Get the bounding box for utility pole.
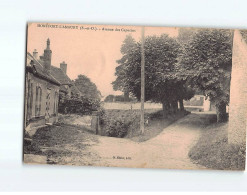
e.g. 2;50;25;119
140;26;145;134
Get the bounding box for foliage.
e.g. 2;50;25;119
112;34;194;116
240;30;247;43
113;95;125;102
177;29;233;105
74;74;102;102
177;29;233;122
112;35;137;93
177;28;198;45
104;94;137;102
100;110;140;138
113;29;233;121
58;93;100;115
59;74;102;115
100;109;190;139
104;95;115;102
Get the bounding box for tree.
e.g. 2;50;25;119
113;34;194;117
112;35;137;102
177;28;198;45
104;94;136;102
177;29;233;122
74;74;102;102
104;95;115;102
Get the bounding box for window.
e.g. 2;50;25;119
39;88;42;115
27;80;33;120
54;91;58;115
35;86;42;117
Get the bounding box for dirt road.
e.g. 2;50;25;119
25;113;213;170
89;113;211;170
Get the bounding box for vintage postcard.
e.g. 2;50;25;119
23;22;246;170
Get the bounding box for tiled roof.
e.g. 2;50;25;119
50;66;72;85
26;53;61;86
26;52;72;86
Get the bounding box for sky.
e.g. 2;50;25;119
27;23;178;98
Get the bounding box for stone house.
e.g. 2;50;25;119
25;39;60;130
25;38;81;131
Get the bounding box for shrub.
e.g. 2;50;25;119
101;110;140;138
58;94;100;115
100;109;187;139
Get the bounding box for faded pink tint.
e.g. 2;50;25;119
27;23;178;97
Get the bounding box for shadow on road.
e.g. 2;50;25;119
176;112;217;128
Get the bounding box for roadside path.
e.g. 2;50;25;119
90;113;209;170
24;113;211;170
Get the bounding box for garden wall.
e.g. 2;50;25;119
228;30;247;145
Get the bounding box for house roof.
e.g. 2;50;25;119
50;66;72;86
26;53;61;86
26;52;73;86
26;51;82;96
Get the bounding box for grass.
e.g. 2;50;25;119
100;109;143;138
23;123;99;164
189;121;246;170
101;108;190;142
130;109;191;142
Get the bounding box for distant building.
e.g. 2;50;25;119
183;95;211;112
25;38;81;131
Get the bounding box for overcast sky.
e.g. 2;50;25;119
27;23;178;97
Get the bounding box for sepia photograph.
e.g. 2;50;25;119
23;22;246;171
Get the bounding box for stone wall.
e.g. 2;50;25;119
228;30;247;145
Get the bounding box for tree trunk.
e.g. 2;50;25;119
216;101;227;122
162;102;169;118
175;100;178;113
124;91;130;102
179;99;184;111
171;100;178;114
167;102;172;115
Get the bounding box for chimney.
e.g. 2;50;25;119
33;49;38;59
43;38;52;74
60;61;67;74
